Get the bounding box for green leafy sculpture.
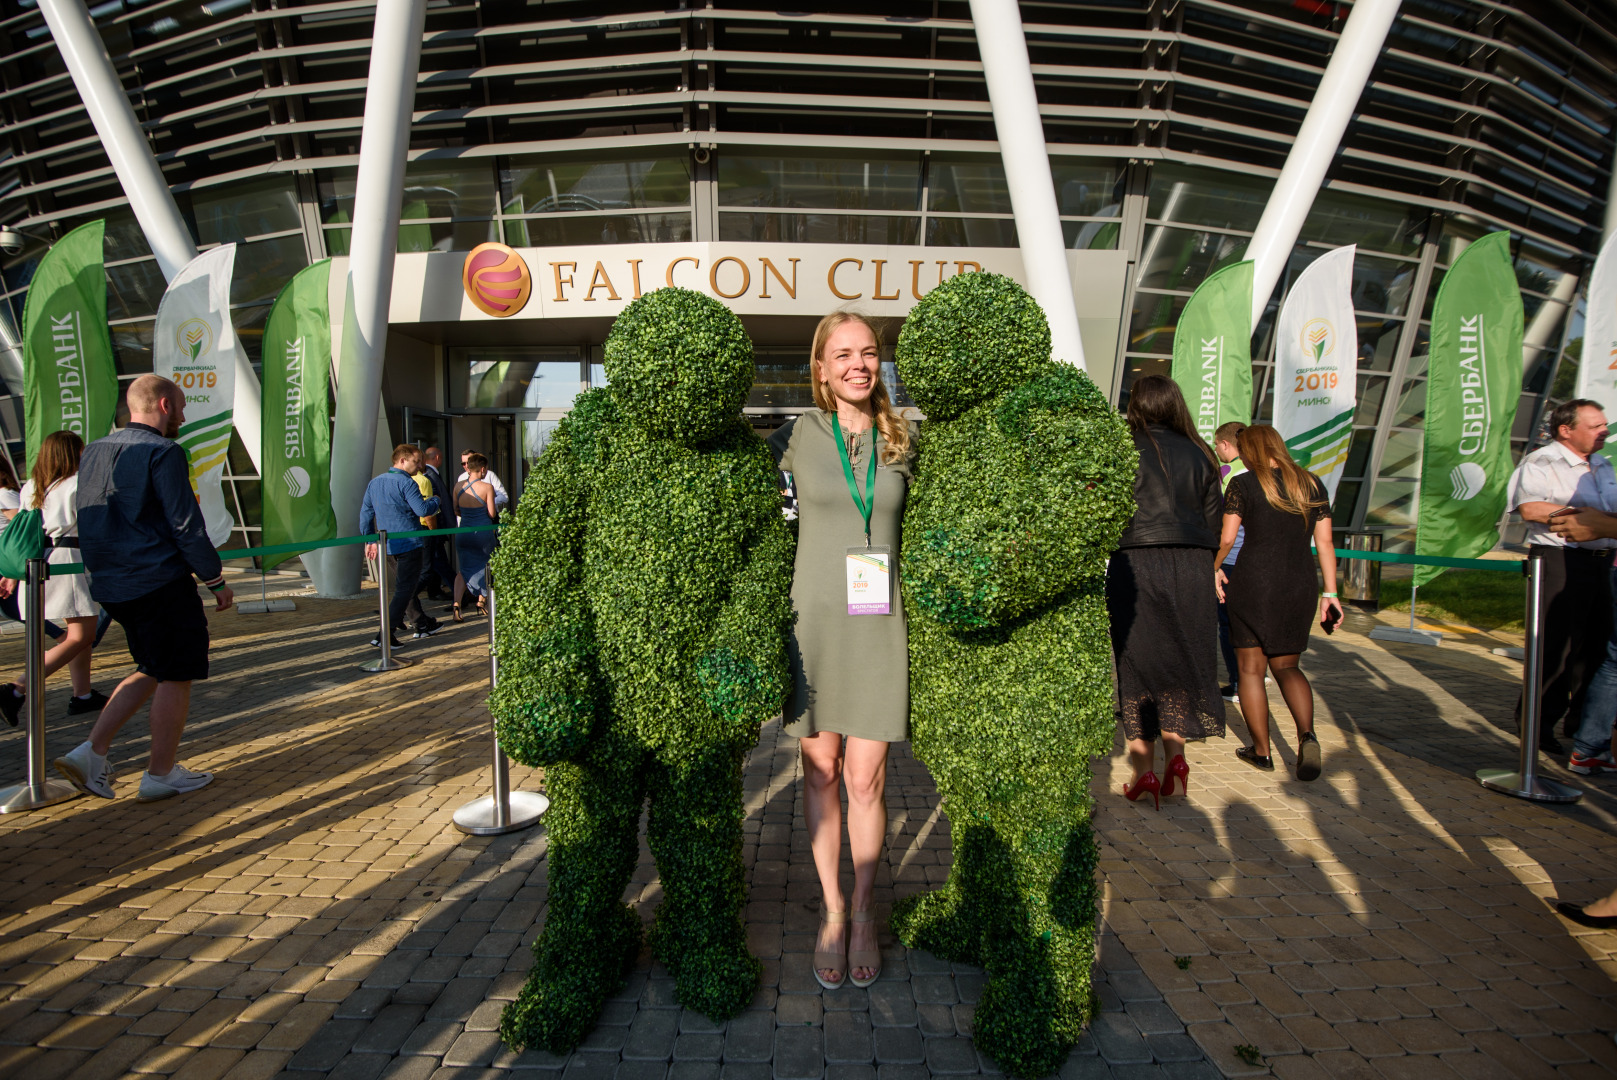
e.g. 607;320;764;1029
891;272;1138;1078
488;288;794;1054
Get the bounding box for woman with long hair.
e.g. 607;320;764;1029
1106;374;1226;808
0;431;106;726
768;310;915;990
1216;423;1340;781
452;453;498;621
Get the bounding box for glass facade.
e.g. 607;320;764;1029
0;0;1611;549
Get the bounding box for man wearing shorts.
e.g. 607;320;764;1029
54;374;234;802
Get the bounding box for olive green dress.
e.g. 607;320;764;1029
769;410;915;742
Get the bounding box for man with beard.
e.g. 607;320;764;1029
54;374;234;803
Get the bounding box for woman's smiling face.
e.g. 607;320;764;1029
819;320;881;409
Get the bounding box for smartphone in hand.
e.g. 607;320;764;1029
1549;504;1577;519
1320;605;1342;635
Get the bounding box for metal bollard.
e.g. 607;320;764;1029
360;531;412;672
1477;548;1581;803
0;558;81;813
454;579;548;835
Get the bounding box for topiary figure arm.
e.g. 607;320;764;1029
487;391;614;765
905;366;1138;631
696;437;796;730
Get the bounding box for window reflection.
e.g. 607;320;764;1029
190;176;302;246
504;152;691;212
450;349;585;410
720;214;919;245
719;153;920;212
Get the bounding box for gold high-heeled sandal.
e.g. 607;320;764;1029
848;909;881;987
814;909;848;990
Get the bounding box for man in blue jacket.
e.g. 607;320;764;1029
361;444;442;648
54;374;234;803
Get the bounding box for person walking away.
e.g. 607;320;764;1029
1213;421;1246;700
419;447;455;601
1106;375;1226;809
458;448;509;510
1217;424;1340;781
360;444;442;648
0;431;107;725
769;310;916;990
452;453;498;621
1505;399;1617;754
53;374;234;800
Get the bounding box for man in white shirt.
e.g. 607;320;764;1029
1506;398;1617;754
458;449;509;510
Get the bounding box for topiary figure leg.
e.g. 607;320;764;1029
962;810;1099;1079
645;743;760;1020
890;837;982;969
500;739;648;1055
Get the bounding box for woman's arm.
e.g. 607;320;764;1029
1314;514;1342;622
480;480;497;519
1214;512;1240;601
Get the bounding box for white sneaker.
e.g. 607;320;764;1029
55;741;115;799
137;764;213;802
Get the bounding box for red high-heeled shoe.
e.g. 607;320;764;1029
1160;754;1189;797
1123;771;1160;810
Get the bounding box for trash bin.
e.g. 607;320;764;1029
1337;530;1382;610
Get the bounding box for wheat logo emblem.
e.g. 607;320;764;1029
1300;318;1334;363
1450;461;1487;500
284;466;311;498
176;318;213;362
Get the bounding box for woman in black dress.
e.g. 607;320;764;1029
1216;424;1342;781
1107;375;1226;808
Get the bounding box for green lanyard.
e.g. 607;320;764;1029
832;413;877;545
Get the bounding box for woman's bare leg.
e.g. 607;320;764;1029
800;731;847;982
841;736;890;982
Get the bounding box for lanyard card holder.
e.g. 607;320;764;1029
846;545;892;615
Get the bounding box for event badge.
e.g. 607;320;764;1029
846;546;892;615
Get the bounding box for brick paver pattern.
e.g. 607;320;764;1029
0;578;1614;1079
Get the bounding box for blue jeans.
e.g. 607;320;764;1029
1575;564;1617;758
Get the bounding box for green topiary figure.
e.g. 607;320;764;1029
891;272;1138;1078
488;288;794;1055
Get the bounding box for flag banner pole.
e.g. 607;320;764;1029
1275;245;1358;501
1171;260;1254;446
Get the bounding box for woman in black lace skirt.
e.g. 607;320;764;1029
1106;376;1227;808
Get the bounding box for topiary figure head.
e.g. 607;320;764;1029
604;287;754;445
895;272;1053;419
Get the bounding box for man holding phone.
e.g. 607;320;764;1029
1506;399;1617;759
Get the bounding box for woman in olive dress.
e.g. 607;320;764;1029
769;311;915;991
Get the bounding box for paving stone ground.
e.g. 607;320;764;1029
0;576;1615;1080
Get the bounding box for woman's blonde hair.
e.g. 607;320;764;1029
1237;424;1326;521
30;430;84;509
810;310;912;465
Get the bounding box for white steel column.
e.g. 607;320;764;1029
39;0;262;471
324;0;427;596
1245;0;1402;325
968;0;1086;369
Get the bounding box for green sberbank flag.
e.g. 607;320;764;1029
1414;231;1523;587
20;221;118;466
260;260;337;570
1171;260;1253;446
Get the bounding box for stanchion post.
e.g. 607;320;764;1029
1477;547;1581;803
0;558;80;812
360;530;412;672
454;575;547;835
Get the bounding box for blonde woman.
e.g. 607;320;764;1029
1215;423;1341;781
768;311;916;990
0;431;104;725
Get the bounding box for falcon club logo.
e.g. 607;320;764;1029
462;243;533;318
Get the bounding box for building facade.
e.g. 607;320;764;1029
1;0;1614;551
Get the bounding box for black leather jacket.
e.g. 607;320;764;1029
1117;425;1222;549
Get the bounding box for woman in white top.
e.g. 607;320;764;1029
0;431;105;724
